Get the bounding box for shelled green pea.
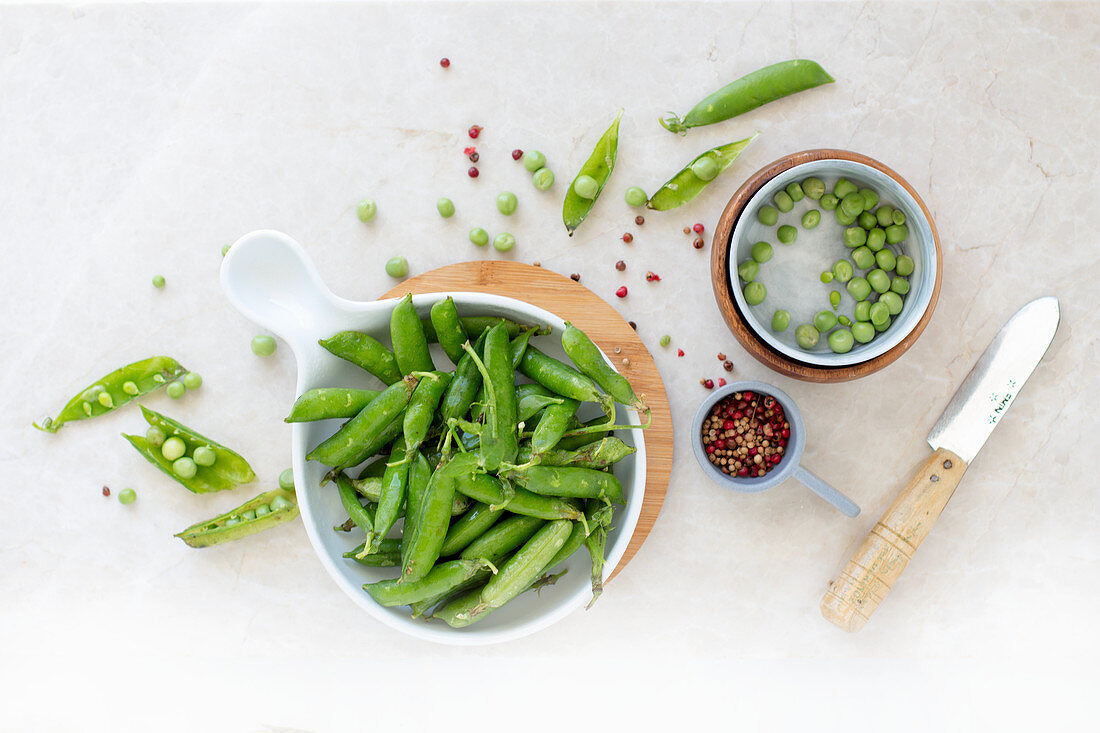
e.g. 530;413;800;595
771;310;790;332
795;324;820;349
743;282;767;306
750;241;773;263
777;225;797;245
801;210;821;229
802;177;825;200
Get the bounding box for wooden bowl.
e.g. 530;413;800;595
710;149;942;382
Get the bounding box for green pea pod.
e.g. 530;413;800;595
285;388;380;423
306;375;416;468
477;520;573;611
454;472;583;521
403;371;452;455
561;322;641;409
369;436;409;553
436;567;566;628
660;59;835;134
545;518;589;571
505;465;624;504
344;538;402;567
174;487;298;547
459;514;545;562
555;415;612;451
347;458;388;501
364;558;492;607
518;436;636;469
518;346;604;406
515;383;564;423
421;316;531;343
472;323;519;472
646;135;759;211
341;413;405;469
563;109;622;236
336;471;376;533
509;329;535;369
440;330;488;423
584;500;615;607
35;355;187;433
401;452;476;582
401;451;432;557
530;398;580;456
123;406;255;493
391;293;435;375
319;332;402;385
439;502;504;557
429;297;468;365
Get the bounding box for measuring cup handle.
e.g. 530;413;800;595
793;465;860;517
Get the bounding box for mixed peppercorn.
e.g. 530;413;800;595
701;391;790;478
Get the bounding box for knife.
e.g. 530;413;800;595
820;296;1060;632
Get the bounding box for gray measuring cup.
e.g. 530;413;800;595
692;380;860;517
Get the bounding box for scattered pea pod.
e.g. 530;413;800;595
659;59;834;134
284;388;380;423
123;406;255;493
319;331;402;385
563;109;622;236
646;134;759;211
35;355;187;433
174;487;298;547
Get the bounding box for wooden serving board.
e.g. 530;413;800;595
381;260;671;581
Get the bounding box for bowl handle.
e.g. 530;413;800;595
793;465;860;517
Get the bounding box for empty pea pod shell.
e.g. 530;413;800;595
659;59;835;134
35;355;187;433
123;406;256;493
646;134;759;211
563;109;623;236
174;487;299;548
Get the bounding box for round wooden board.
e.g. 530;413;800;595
381;260;672;581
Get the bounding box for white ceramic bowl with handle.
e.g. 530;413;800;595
219;230;646;645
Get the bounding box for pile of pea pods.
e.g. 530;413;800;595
292;294;647;626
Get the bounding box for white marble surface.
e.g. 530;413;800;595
2;2;1098;730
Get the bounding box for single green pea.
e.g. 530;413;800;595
820;271;834;284
852;322;875;343
851;246;876;270
152;275;165;289
854;301;872;322
225;518;239;526
829;290;842;309
773;190;794;213
843;227;867;248
785;182;805;202
870;301;891;327
496;191;518;216
875;249;897;272
270;495;293;511
221;243;232;257
835;208;857;226
867;228;887;252
874;315;892;333
820;193;839;211
173;457;198;479
118;488;137;505
875;206;894;228
192;446;217;467
858;211;877;230
895;255;915;277
802;177;826;200
240;509;257;521
167;381;185;399
162;436;186;462
146;425;166;447
251;334;277;357
801;209;821;229
436;197;456;218
97;392;114;408
385;256;409;278
737;260;759;282
795;324;820;350
885;224;909;244
691;157;719;181
833;178;858;199
771;310;791;332
469;227;490;246
890;276;910;295
880;291;904;315
573;174;599;200
757;205;779;226
867;268;891;293
832;259;854;283
814;310;838;332
743;281;767;306
624;186;648;207
523;150;547;172
847;277;872;301
357;198;377;222
255;504;271;517
859;188;879;211
892;209;906;226
828;328;854;354
278;468;295;490
493;232;516;252
532;168;555;190
840;192;866;217
838;315;852;327
182;372;202;390
750;241;773;263
777;225;797;245
659;334;671;347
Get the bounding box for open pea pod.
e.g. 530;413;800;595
174;487;298;548
123;406;256;493
646;134;759;211
35;355;187;433
562;109;622;236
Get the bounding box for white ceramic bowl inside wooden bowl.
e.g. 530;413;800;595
220;230;645;645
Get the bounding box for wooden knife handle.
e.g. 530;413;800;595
820;448;968;632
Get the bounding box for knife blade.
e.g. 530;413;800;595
821;297;1060;632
